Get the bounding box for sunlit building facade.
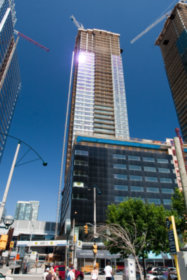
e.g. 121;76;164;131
0;0;21;160
155;1;187;142
65;28;129;175
60;135;179;233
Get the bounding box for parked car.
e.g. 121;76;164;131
0;273;13;280
54;265;84;280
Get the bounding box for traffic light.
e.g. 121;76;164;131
0;234;8;250
73;234;76;242
93;243;97;254
84;224;88;234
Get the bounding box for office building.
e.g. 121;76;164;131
14;201;39;221
65;28;129;175
0;0;21;160
60;135;180;231
155;1;187;142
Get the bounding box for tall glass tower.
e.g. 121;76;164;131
14;201;39;221
66;28;129;174
155;1;187;142
0;0;21;160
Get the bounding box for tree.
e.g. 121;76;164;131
104;199;170;277
171;188;187;241
97;223;146;280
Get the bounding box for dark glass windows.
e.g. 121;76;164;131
160;178;173;183
145;177;158;182
131;186;144;192
113;154;126;160
144;166;156;172
113;163;126;169
147;187;159;193
114;185;128;191
75;150;88;156
129;175;142;181
157;158;169;164
114;174;127;180
128;155;140;161
143;157;155;162
129;165;141;171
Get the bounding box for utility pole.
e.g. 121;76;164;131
174;137;187;209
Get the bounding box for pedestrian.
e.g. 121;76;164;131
65;266;69;280
43;267;50;280
55;267;61;280
67;267;75;280
104;261;113;280
91;265;99;280
46;270;55;280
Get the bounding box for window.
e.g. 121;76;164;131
163;199;172;205
115;196;128;203
114;174;127;180
113;154;126;160
129;175;142;181
128;155;140;161
73;171;87;177
113;164;126;169
74;160;88;166
75;150;88;156
157;158;169;164
114;185;128;191
143;157;155;162
161;188;174;194
160;178;173;183
73;182;84;188
158;168;170;173
145;177;158;182
147;187;159;193
148;198;161;205
144;166;156;172
129;165;141;171
131;186;144;192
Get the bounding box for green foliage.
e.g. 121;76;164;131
106;199;169;257
171;188;187;236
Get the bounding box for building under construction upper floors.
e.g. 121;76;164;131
0;0;21;161
155;1;187;143
65;28;129;177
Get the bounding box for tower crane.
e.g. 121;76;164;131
70;15;84;29
130;10;171;44
14;30;50;52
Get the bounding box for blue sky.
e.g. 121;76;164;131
0;0;179;222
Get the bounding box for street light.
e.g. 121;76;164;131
0;215;14;229
88;186;102;239
88;186;101;266
0;133;47;222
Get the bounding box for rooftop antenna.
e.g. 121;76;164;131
70;15;84;29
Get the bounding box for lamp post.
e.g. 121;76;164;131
88;186;101;266
72;211;78;269
0;133;47;223
0;215;14;229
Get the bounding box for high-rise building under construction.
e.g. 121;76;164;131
65;28;129;175
0;0;21;160
155;1;187;142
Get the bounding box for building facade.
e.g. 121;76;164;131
60;135;179;232
14;201;39;221
155;1;187;142
0;0;21;160
65;28;129;175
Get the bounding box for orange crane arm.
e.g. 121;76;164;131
14;30;50;52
